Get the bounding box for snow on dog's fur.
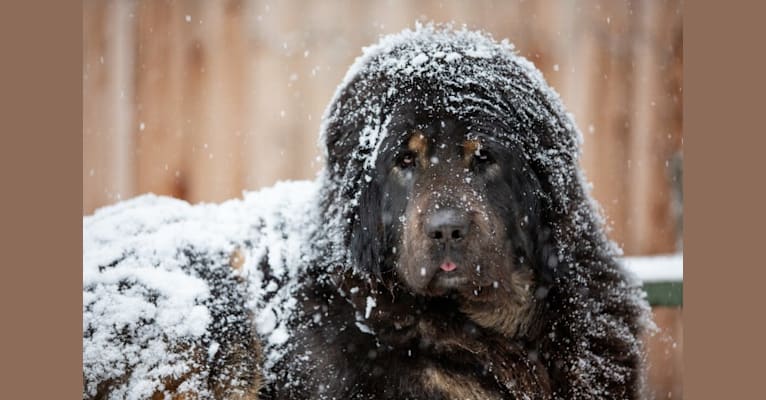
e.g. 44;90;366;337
83;24;650;400
268;24;650;400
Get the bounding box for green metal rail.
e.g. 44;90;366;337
622;254;683;307
643;281;683;307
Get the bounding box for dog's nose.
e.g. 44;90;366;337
425;209;470;242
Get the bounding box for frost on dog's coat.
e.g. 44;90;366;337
268;25;651;399
82;25;650;400
82;183;319;399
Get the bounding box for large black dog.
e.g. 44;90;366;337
83;26;649;400
265;26;650;400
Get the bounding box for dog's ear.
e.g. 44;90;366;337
349;178;386;279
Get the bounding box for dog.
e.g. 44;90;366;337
83;25;650;400
263;25;651;399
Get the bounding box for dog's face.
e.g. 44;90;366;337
372;109;544;301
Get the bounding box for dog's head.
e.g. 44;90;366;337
321;25;590;305
372;113;544;299
316;26;648;396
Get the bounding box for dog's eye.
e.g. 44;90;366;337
398;153;416;169
475;149;493;164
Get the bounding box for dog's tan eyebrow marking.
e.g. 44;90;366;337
408;130;429;167
463;139;481;166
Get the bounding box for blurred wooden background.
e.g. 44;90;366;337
83;0;682;398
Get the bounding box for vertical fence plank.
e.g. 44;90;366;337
244;0;305;190
629;3;684;399
182;0;249;203
557;2;601;199
133;0;186;199
83;0;135;214
83;0;108;212
580;2;638;249
646;307;684;399
297;0;366;178
627;0;683;255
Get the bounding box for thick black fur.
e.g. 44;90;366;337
263;46;649;399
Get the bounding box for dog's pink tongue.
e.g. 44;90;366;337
440;262;457;272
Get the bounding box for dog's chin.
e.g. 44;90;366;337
400;260;498;298
425;273;469;297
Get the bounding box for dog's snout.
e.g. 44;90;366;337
425;209;470;242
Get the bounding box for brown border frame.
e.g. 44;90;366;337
3;1;766;398
0;1;82;397
683;1;766;399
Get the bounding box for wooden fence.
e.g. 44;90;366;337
83;1;683;398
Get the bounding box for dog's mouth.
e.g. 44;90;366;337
420;259;477;296
439;261;457;272
399;247;507;298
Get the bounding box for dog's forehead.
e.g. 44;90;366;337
404;120;482;153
